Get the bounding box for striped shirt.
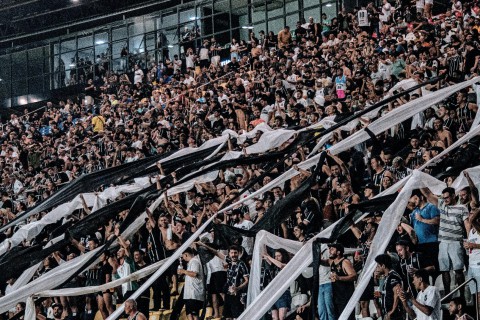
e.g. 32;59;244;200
438;199;468;242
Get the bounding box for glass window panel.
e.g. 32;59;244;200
201;17;212;36
0;79;10;100
268;17;284;34
0;55;11;80
44;74;52;91
95;43;109;58
12;80;27;97
61;38;76;53
53;73;62;89
12;51;27;79
164;26;179;45
28;76;44;94
213;12;231;34
231;0;249;16
213;0;228;13
267;1;284;18
95;32;108;45
239;27;251;42
252;5;266;24
129;35;145;55
145;18;155;33
145;33;156;54
44;56;51;74
111;58;124;73
28;48;44;77
253;22;267;35
286;14;299;30
112;27;127;41
304;0;320;7
54;42;60;55
112;41;127;59
129;19;145;36
77;35;93;49
322;3;336;21
179;8;196;24
239;13;249;32
304;7;321;22
160;11;178;29
286;0;299;12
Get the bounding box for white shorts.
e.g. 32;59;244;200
468;266;480;293
438;241;465;272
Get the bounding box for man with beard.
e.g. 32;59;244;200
320;243;357;319
395;240;435;298
222;245;250;320
133;249;149;317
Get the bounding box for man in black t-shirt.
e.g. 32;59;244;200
395;240;435;298
375;254;404;320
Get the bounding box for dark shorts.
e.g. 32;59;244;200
185;299;203;316
209;271;227;294
223;294;245;318
360;277;375;301
417;242;440;272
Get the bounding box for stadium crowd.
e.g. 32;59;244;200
1;0;480;319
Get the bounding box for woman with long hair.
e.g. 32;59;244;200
263;248;292;320
464;206;480;314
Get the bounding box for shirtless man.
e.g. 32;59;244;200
433;118;453;148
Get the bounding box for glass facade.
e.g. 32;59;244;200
0;0;336;107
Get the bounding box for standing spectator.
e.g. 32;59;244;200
374;254;404;320
464;207;480;310
223;245;249;320
178;248;204;320
399;270;442;320
277;26;292;49
422;187;469;296
133;64;144;85
317;244;334;320
320;243;357;320
395;240;435;298
263;249;291;320
409;190;440;277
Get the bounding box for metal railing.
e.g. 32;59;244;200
440;277;478;320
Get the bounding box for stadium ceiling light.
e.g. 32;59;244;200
95;40;105;45
242;26;254;29
189;16;198;21
325;3;332;6
69;63;76;67
168;45;174;48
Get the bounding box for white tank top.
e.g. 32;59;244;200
468;228;480;267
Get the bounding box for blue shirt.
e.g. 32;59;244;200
410;202;440;244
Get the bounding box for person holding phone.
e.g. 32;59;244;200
398;269;441;320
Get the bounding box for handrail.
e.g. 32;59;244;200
440;277;478;320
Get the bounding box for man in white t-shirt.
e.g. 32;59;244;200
179;247;205;320
399;269;441;320
232;209;254;256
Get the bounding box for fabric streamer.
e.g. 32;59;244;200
9;78;478;320
338;171;447;319
236;79;480;320
0;136;227;234
106;214;218;320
